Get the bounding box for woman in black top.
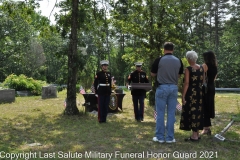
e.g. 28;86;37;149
201;51;218;135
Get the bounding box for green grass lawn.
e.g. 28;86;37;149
0;90;240;160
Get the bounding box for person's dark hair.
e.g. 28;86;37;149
164;42;174;51
203;51;217;66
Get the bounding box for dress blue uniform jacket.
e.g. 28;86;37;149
128;70;149;96
94;70;112;95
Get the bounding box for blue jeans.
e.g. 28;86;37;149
155;84;178;141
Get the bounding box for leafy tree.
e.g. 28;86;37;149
109;0;192;106
0;1;51;81
218;16;240;87
0;1;35;80
39;28;68;84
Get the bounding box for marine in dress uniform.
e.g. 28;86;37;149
94;60;112;123
128;62;149;122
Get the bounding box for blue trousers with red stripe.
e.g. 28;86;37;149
132;95;145;121
98;95;110;122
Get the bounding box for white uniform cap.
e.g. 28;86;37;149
100;60;109;65
134;62;143;66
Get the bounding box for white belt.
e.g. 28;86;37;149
99;84;110;86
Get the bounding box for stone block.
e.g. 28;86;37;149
16;91;32;97
0;89;15;103
41;86;57;99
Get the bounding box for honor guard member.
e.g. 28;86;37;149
128;62;149;122
94;60;112;123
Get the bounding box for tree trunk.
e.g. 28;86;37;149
64;0;79;115
148;0;155;107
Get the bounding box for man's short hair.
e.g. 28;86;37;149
164;42;174;51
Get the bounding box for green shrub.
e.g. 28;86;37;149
57;86;63;92
3;74;46;96
122;87;129;92
76;84;80;93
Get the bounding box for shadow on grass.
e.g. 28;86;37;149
0;92;240;160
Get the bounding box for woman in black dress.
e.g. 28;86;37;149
201;51;218;135
180;51;204;141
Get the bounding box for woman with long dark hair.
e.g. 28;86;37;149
201;51;218;135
